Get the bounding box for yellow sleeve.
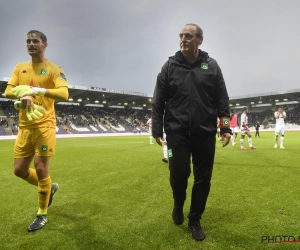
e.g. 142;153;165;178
53;67;68;88
4;63;22;99
8;63;21;87
3;84;17;99
47;66;69;100
47;86;69;100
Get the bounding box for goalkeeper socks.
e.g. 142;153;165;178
37;208;48;215
38;176;51;211
25;168;38;186
248;137;252;147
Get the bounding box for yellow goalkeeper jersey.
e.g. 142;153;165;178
7;60;68;128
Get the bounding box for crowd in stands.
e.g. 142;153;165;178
1;99;300;135
55;105;150;130
286;106;300;123
0;118;9;127
1;100;18;131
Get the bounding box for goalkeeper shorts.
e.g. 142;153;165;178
14;127;56;158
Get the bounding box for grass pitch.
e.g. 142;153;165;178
1;131;300;250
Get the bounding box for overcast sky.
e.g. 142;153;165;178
1;0;299;98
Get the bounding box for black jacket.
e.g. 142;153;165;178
152;50;231;137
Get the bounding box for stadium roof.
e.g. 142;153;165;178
229;89;300;109
65;84;153;108
1;76;300;110
0;76;153;109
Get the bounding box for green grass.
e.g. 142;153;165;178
1;132;300;250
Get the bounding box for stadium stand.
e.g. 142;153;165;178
0;99;151;135
2;98;300;135
1;77;300;135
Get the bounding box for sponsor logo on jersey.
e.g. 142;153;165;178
40;69;47;75
200;62;208;69
60;72;67;81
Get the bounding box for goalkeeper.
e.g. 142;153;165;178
4;30;69;232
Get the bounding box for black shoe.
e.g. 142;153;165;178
162;158;168;163
28;215;48;232
172;207;184;225
48;183;59;207
188;220;206;241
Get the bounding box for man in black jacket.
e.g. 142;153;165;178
151;24;232;241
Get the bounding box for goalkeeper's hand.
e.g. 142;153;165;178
12;85;46;98
14;101;45;121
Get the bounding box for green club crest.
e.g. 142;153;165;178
223;118;229;126
40;69;47;75
200;63;208;70
168;149;173;158
41;145;48;152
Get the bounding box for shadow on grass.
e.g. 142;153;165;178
202;206;257;248
49;202;127;250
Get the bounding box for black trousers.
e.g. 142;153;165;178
166;133;216;221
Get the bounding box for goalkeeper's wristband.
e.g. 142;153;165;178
34;87;46;96
219;117;230;128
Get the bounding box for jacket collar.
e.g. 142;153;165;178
174;49;208;65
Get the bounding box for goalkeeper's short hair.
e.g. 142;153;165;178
27;30;47;43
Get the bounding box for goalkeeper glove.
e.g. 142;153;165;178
14;101;46;121
25;105;45;121
14;100;23;110
12;85;46;98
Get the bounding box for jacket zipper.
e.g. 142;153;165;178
188;66;192;135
